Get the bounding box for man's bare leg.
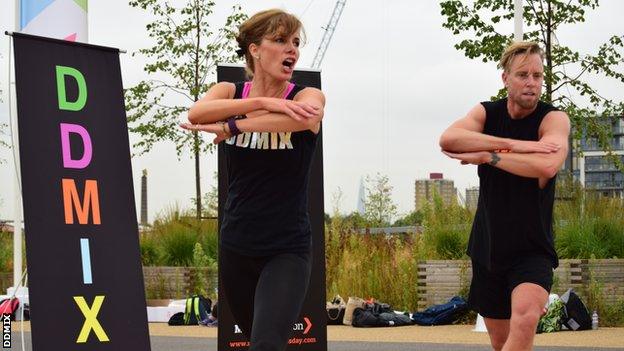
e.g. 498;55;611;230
484;317;510;351
502;283;548;351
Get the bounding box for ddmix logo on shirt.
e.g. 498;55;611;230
226;132;294;150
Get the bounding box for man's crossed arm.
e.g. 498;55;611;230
439;103;571;185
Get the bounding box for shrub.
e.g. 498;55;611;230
325;217;420;311
555;184;624;259
420;194;471;260
140;205;219;267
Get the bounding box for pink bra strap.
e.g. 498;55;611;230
283;83;295;98
241;82;295;99
242;81;252;99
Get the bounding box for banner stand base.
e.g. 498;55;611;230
2;286;29;321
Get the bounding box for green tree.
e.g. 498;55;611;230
342;211;369;229
393;210;423;227
440;0;624;169
190;171;218;218
190;242;216;296
126;0;246;219
363;173;397;227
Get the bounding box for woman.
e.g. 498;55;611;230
181;9;325;351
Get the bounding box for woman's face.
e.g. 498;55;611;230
252;29;301;80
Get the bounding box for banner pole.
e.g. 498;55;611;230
514;0;523;41
11;0;24;290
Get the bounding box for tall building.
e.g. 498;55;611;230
141;169;148;225
357;176;366;215
414;173;457;211
572;117;624;197
465;186;480;211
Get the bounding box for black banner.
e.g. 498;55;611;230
12;33;151;351
217;65;327;351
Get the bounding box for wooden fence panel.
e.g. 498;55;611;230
0;268;217;301
417;259;624;310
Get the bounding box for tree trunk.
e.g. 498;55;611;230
194;131;202;220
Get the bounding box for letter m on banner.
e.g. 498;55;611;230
62;179;101;225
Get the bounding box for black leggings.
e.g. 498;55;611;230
220;247;312;351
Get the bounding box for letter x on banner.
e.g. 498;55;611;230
216;64;327;351
11;32;151;351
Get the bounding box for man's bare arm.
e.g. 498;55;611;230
490;111;570;183
444;111;570;184
439;104;561;153
439;104;511;152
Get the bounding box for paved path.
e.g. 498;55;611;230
8;322;624;350
6;333;620;351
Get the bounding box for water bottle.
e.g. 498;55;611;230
591;310;599;330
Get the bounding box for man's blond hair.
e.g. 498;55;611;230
498;41;544;72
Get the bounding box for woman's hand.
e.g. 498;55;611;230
180;122;231;144
260;97;320;122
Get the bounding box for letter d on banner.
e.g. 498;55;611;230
60;123;92;169
56;65;87;111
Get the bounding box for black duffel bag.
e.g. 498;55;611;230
560;288;592;331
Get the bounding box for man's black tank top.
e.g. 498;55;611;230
468;98;559;270
220;82;319;256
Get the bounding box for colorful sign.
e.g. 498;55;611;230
12;32;150;351
20;0;88;42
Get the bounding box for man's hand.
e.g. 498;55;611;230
180;123;230;144
260;97;320;122
508;140;560;153
442;150;491;165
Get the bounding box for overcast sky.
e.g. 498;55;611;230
1;0;622;222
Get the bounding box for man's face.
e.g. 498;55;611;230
503;53;544;110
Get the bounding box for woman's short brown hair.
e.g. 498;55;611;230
235;9;305;77
498;41;544;72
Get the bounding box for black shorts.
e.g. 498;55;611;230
468;255;553;319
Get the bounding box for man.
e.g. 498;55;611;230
439;41;570;351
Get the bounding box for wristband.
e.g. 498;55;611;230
227;117;242;136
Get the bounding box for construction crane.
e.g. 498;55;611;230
311;0;346;69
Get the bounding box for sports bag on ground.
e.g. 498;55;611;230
411;296;468;326
560;288;591;331
183;295;212;325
